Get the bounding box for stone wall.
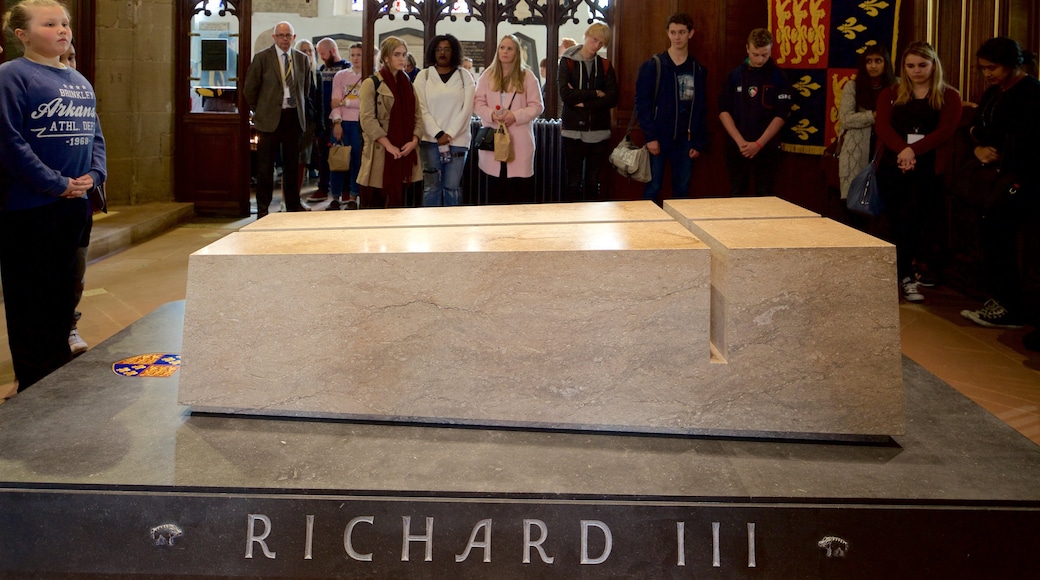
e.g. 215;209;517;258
94;0;175;205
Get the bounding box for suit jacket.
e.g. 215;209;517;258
244;45;311;133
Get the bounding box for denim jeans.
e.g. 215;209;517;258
643;138;694;203
420;142;468;206
329;121;363;200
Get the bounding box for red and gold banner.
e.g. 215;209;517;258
769;0;901;154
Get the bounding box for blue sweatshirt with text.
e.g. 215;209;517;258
0;58;106;211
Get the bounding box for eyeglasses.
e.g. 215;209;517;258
435;47;452;53
273;33;294;39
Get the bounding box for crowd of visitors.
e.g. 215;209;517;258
0;3;1037;395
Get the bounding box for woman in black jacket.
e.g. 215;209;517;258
557;22;618;202
959;37;1040;341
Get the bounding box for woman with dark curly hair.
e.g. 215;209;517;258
413;34;475;206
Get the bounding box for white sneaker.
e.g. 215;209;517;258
901;277;924;302
69;329;88;355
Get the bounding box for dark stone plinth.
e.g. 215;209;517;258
1;302;1039;578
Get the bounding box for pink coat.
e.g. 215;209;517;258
473;68;544;178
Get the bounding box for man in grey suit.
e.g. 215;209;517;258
244;21;313;218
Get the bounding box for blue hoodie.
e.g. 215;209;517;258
634;51;708;153
0;58;106;211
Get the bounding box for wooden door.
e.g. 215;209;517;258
608;0;727;200
174;0;252;216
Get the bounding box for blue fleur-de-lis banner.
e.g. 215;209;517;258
769;0;900;154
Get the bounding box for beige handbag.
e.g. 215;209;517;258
328;143;352;171
493;122;514;163
609;136;651;183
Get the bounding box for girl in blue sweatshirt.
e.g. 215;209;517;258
0;0;106;391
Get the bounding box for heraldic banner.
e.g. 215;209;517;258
769;0;901;154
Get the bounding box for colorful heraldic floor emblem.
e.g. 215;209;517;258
769;0;900;154
113;354;182;378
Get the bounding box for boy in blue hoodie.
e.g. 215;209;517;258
634;13;708;205
718;28;792;197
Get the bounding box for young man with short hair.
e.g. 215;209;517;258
634;13;708;204
308;38;349;205
558;22;618;202
718;28;793;197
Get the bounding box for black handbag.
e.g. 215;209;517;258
846;144;883;216
953;160;1017;208
89;183;107;214
474;93;517;152
953;133;1019;211
474;126;496;151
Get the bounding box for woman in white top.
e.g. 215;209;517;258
413;34;475;206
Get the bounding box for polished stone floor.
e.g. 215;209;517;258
0;201;1038;448
2;300;1040;504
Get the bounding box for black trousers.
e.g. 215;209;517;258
256;108;304;215
724;140;780;197
981;190;1038;314
315;132;331;194
0;198;88;390
360;182;422;209
485;164;535;205
877;167;938;280
562;137;610;202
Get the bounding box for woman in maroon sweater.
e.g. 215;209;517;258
875;41;961;302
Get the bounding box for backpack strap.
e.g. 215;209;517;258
369;74;382;117
652;54;661;110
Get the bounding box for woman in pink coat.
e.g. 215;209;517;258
473;34;544;204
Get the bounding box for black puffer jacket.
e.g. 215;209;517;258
557;46;619;133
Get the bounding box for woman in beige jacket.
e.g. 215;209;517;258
356;36;424;208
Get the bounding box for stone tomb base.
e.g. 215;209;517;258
181;213;714;432
2;302;1040;578
663;195;819;228
180;201;903;437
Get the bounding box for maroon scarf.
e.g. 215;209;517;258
379;66;417;207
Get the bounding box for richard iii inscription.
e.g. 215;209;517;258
245;514;761;568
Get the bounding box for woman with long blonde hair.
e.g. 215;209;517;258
473;34;544;204
875;41;961;302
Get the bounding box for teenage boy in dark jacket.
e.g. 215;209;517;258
559;22;619;202
718;28;793;197
634;13;708;205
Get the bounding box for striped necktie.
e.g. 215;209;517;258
283;52;297;108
